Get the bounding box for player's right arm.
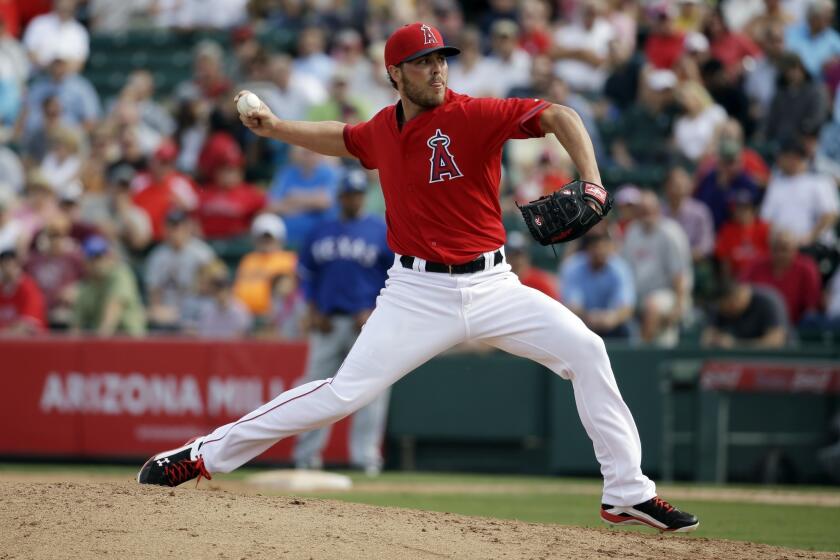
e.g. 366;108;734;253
235;90;352;158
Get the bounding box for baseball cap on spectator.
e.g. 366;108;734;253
336;28;363;50
491;19;519;38
108;164;136;187
384;22;460;69
646;69;677;91
685;32;709;54
251;213;286;241
339;168;368;195
165;209;189;225
728;189;756;207
26;171;53;194
648;1;676;20
153;139;179;163
777;136;807;158
581;231;610;249
718;139;742;162
58;180;83;205
231;24;255;44
615;184;642;205
218;144;245;169
82;235;110;259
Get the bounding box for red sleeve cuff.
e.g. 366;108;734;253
518;101;551;138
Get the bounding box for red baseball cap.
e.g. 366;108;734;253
384;22;460;69
154;139;179;163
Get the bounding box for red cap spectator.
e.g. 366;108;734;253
154;139;179;164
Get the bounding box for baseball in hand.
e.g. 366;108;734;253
237;92;261;115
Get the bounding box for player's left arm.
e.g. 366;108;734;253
538;104;602;186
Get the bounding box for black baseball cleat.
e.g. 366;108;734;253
600;496;699;532
136;439;211;487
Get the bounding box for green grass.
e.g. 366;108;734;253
3;464;840;552
304;490;840;552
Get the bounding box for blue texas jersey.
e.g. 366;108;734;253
298;214;392;314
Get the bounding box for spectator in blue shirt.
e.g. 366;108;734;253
694;147;761;231
25;46;101;136
561;232;635;339
268;146;339;249
293;166;393;474
785;0;840;79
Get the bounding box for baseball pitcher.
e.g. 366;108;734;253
138;22;699;533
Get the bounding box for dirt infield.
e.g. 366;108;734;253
2;479;838;560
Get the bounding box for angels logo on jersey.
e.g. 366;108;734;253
421;24;437;45
427;129;463;183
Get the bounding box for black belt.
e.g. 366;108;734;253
400;250;503;274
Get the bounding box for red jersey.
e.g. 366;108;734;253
740;254;822;324
715;219;769;277
0;275;46;331
198;183;267;239
132;171;199;240
644;32;685;70
343;89;550;264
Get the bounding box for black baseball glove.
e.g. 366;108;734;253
517;180;613;245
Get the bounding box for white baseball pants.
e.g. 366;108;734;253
198;251;656;506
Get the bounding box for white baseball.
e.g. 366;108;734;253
237;92;261;115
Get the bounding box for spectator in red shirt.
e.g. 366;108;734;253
740;229;822;324
0;2;20;38
506;231;559;300
0;249;45;333
131;139;198;241
24;214;83;328
703;8;762;79
518;0;552;57
715;190;770;278
198;145;266;240
644;3;685;70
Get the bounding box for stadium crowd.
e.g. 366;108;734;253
1;0;840;347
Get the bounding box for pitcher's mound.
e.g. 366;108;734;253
245;469;353;491
1;480;837;560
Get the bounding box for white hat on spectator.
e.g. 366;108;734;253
646;69;677;91
685;32;709;54
251;214;287;241
615;184;642;205
58;180;83;204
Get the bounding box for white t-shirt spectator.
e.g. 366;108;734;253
193;297;252;338
674;104;727;162
448;58;499;98
483;50;531;99
23;13;89;68
761;171;840;244
622;218;693;301
39;153;81;191
553;18;614;93
0;147;24;194
144;238;215;310
0;210;23;251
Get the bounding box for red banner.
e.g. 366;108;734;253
0;338;353;463
700;361;840;394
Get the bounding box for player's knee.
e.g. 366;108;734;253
580;330;607;360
